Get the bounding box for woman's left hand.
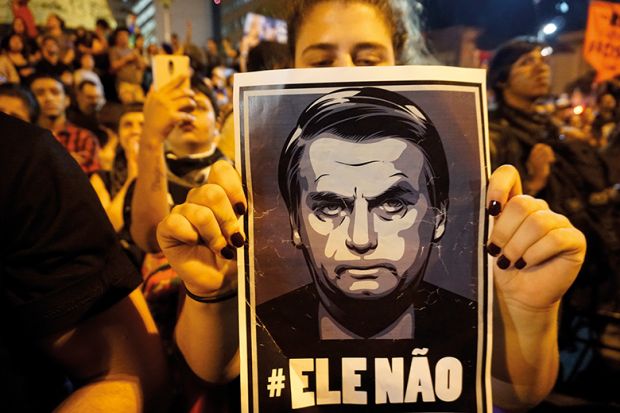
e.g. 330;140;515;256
486;164;586;312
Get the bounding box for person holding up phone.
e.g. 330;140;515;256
129;73;225;254
110;27;146;103
123;73;227;396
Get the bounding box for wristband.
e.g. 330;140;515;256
183;282;238;303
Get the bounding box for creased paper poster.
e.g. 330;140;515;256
234;66;493;413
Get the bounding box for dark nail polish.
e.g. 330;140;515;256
515;258;527;270
486;243;501;257
231;232;245;248
488;200;502;216
221;246;235;260
497;255;511;270
234;202;246;215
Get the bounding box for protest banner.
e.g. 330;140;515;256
584;0;620;82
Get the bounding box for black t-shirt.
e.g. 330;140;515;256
255;282;479;412
34;58;72;78
0;113;141;411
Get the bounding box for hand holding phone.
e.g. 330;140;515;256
143;57;196;141
152;55;191;91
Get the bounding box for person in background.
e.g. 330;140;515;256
68;79;108;146
93;18;117;102
216;40;292;160
44;13;74;66
0;82;38;122
3;33;35;83
126;76;224;383
134;34;147;63
221;37;240;70
126;12;138;36
0;49;19;85
158;2;587;412
91;103;143;233
73;53;105;97
130;75;223;253
92;18;112;63
10;16;28;39
171;33;181;54
204;38;222;76
11;0;37;39
34;35;73;86
30;73;101;174
210;66;229;107
133;33;151;90
592;93;619;145
110;27;146;103
143;42;160;91
488;37;620;403
9;16;38;58
0;111;169;412
146;43;161;66
603;124;620;185
74;26;93;57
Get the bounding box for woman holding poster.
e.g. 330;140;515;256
154;0;586;412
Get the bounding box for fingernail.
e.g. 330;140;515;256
487;200;502;216
486;243;501;257
231;232;245;248
221;246;235;260
515;258;527;270
234;202;246;215
497;255;511;270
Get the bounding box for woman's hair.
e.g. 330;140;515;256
247;41;291;71
286;0;436;65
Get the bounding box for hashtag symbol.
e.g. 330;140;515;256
267;368;286;397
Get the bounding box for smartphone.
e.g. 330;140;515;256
152;55;190;90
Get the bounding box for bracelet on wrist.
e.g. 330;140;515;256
182;282;238;303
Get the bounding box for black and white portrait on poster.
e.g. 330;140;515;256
234;66;493;413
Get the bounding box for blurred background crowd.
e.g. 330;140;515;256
0;0;619;411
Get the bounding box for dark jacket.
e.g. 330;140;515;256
490;104;620;310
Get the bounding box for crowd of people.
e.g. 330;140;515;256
0;0;618;411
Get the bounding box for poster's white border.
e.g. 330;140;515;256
234;65;493;413
234;65;486;89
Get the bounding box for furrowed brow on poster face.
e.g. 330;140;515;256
274;87;452;340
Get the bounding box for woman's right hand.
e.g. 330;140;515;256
156;161;247;297
142;74;196;143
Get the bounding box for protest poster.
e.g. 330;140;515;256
234;66;493;412
584;0;620;82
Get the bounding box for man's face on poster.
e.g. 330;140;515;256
294;135;442;301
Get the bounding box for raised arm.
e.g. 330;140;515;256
157;161;246;383
131;75;195;252
487;165;586;411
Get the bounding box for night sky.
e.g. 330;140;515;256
419;0;591;49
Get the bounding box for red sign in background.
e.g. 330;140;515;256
584;1;620;82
